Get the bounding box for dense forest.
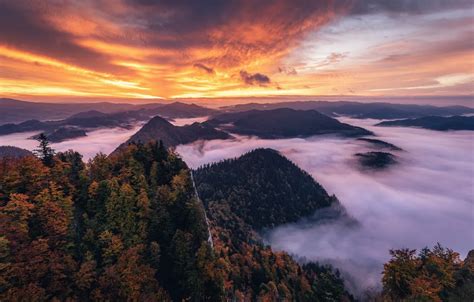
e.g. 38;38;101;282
1;138;472;301
0;139;222;301
381;244;474;301
0;140;353;301
194;149;354;301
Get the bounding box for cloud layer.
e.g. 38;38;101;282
176;118;474;295
0;125;142;161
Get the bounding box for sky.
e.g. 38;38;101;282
0;0;473;101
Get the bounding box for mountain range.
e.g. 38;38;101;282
222;101;474;119
0;101;218;143
0;98;215;125
376;115;474;131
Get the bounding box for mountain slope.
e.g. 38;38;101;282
117;116;231;150
195;148;342;230
0;142;220;301
194;148;353;300
0;143;353;301
376;115;474;131
209;108;371;138
0;146;33;158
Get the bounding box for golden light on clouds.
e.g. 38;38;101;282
0;0;472;101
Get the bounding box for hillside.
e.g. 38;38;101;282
222;101;474;119
376;115;474;131
195;148;344;230
209;108;371;138
0;142;218;301
117;116;231;151
0;142;353;301
194;148;353;300
0;145;33;158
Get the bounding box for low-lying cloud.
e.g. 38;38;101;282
0;124;143;161
1;116;472;296
176;118;474;295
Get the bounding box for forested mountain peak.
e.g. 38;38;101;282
116;116;230;152
195;148;339;230
193;148;353;300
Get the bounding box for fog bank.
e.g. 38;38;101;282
0;124;142;161
177;118;474;293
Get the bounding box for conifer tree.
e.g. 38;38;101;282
34;133;55;167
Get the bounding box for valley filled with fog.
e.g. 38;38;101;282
1;115;472;294
176;117;474;293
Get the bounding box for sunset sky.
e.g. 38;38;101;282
0;0;473;102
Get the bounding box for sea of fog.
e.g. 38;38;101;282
176;117;474;294
0;116;472;294
0;117;203;161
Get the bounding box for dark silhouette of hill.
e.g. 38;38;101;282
376;115;474;131
357;138;402;151
116;116;231;151
147;102;217;118
32;127;87;143
209;108;372;138
194;148;350;232
222;101;474;119
0;98;215;125
0;145;33;158
355;151;397;170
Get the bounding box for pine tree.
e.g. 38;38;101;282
34;133;55;167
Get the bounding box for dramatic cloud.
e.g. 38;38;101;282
176;118;474;296
240;70;271;86
193;63;215;74
0;0;472;99
0;0;347;99
348;0;473;15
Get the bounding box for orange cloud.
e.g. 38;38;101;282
0;0;472;101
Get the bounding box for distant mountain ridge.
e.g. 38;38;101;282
0;101;217;144
209;108;372;138
0;98;214;125
376;115;474;131
222;100;474;119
